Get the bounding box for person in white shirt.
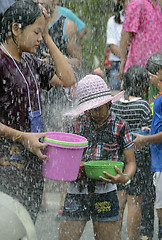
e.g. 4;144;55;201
106;0;129;92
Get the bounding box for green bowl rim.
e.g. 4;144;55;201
42;137;88;146
84;161;124;168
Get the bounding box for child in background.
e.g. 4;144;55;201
111;65;154;240
59;74;136;240
133;53;162;240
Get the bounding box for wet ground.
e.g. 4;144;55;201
35;190;159;240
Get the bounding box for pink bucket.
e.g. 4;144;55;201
42;132;88;181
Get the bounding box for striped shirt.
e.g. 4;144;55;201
111;98;152;167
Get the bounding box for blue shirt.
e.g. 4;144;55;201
151;95;162;172
58;6;85;33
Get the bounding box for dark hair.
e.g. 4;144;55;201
0;0;43;42
123;65;150;99
114;1;123;24
146;53;162;75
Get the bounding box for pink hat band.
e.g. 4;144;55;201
65;74;124;116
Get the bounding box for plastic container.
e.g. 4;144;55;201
42;132;88;181
84;160;124;180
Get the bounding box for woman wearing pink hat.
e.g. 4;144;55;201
59;74;136;240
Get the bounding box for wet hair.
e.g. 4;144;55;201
114;0;124;24
0;0;43;43
146;53;162;75
123;65;150;100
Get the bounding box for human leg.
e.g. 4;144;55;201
59;193;90;239
140;170;155;239
109;61;121;91
154;172;162;227
127;195;142;239
127;194;142;240
117;189;127;240
93;221;119;240
158;219;162;239
157;209;162;227
58;220;86;240
91;191;119;240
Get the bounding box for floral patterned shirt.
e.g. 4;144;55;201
123;0;162;72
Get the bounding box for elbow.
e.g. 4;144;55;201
63;70;76;88
80;27;87;39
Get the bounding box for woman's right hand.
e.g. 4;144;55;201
20;132;48;160
39;4;49;40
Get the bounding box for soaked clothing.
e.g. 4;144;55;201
0;49;55;221
49;15;68;56
62;112;133;222
150;94;162;172
62;191;119;222
111;98;152;194
36;15;73;132
111;98;155;237
58;6;86;34
67;112;133;195
37;15;68;59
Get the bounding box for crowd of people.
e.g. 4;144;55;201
0;0;162;240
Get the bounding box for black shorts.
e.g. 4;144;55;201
62;190;119;222
117;167;155;196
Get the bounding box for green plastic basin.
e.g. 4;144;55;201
84;160;124;180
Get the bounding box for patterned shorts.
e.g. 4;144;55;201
62;190;119;222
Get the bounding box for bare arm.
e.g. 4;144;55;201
41;7;76;88
133;132;162;149
109;44;121;59
99;146;136;184
79;26;87;40
119;31;132;77
65;19;82;71
0;122;48;160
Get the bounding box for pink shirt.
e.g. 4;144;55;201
122;0;162;72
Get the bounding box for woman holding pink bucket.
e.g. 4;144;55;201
59;74;136;240
0;0;75;226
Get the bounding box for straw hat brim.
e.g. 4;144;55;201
65;91;125;117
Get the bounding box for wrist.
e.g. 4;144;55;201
123;173;131;185
121;58;126;63
14;132;24;142
43;34;52;45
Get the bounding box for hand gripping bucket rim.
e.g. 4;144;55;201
42;132;88;181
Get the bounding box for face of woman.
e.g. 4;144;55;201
16;15;45;53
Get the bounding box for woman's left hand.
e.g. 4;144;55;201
99;166;128;184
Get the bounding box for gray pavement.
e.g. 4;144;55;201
35;191;159;240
